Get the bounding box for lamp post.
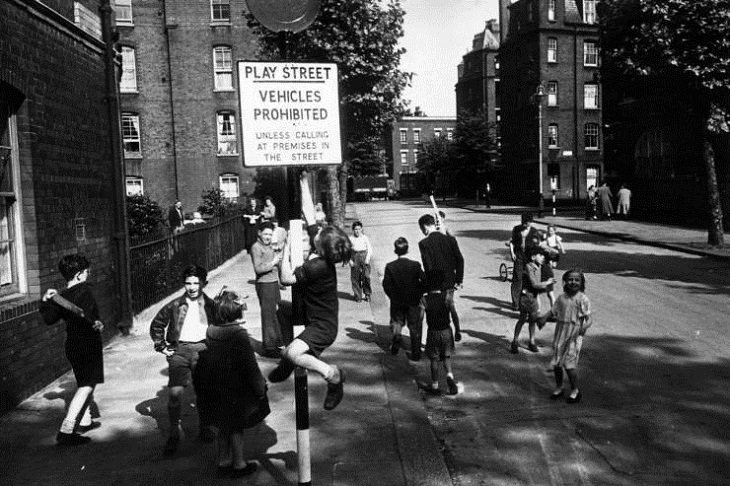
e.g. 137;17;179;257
533;83;545;218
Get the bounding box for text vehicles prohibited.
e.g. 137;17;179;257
238;61;342;167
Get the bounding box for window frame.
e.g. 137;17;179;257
413;128;421;144
219;174;240;200
434;128;442;138
120;46;138;93
446;128;454;141
584;123;600;150
213;46;234;91
413;149;419;167
547;38;558;63
584;83;599;110
400;149;409;166
584;41;598;67
548;0;556;21
547;81;558;107
399;129;407;144
125;176;144;196
583;0;597;24
121;112;142;158
113;0;133;25
548;123;559;148
210;0;231;23
216;111;238;156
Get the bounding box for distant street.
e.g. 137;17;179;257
355;200;730;485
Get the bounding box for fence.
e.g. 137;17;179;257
129;215;246;313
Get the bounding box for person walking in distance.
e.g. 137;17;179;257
40;254;105;446
150;264;218;455
418;214;464;342
250;221;284;357
349;221;373;302
268;225;353;411
168;201;184;234
616;184;632;220
597;181;614;221
509;212;541;310
383;237;426;361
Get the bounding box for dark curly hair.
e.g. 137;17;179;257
214;290;245;323
317;226;352;265
58;254;90;281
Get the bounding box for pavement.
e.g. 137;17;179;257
2;201;728;486
0;206;452;486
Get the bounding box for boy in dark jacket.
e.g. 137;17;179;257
40;254;105;446
150;264;217;455
383;237;425;360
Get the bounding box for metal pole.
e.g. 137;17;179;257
537;98;544;218
295;367;311;486
552;190;556;216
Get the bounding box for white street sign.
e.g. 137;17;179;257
238;61;342;167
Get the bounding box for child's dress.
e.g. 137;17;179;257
550;292;591;370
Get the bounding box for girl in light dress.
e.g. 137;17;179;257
548;269;592;404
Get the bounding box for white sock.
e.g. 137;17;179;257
446;373;454;379
431;381;439;389
60;418;76;434
79;408;92;426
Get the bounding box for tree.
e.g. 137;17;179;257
417;134;451;194
246;0;412;227
448;110;499;197
126;194;164;242
198;188;242;218
348;135;387;177
600;0;730;247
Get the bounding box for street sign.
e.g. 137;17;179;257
238;61;342;168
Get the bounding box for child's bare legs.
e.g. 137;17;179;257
229;432;247;469
547;291;555;307
511;315;526;352
60;385;95;434
217;432;232;467
282;339;344;410
566;368;579;398
552;366;564;395
429;358;440;389
444;356;458;395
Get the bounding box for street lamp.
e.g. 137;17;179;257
533;83;545;218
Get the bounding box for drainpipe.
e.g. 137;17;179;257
100;0;133;332
161;0;180;200
573;26;580;201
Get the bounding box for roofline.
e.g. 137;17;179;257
399;116;457;122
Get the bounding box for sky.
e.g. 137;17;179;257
399;0;500;117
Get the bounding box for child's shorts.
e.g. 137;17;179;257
425;327;454;361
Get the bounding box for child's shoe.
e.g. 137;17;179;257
56;432;91;446
424;384;441;395
446;376;459;395
76;421;101;433
390;335;400;355
528;342;539;353
510;342;519;354
268;360;295;383
567;390;582;404
323;366;345;410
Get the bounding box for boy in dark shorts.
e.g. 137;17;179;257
150;264;217;455
423;275;460;396
383;237;425;360
40;254;105;446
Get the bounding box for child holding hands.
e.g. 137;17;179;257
548;269;592;404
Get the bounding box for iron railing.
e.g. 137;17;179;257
129;215;245;313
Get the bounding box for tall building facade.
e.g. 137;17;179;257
498;0;603;204
0;0;129;412
388;117;456;196
115;0;261;211
455;20;501;126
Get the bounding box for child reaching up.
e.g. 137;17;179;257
548;269;592;404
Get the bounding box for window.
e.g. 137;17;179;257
219;174;239;200
120;46;137;92
113;0;133;25
125;177;143;196
583;0;597;24
216;112;237;156
547;81;558;106
399;129;407;143
586;166;598;189
585;123;599;150
547;38;558;63
122;113;141;158
584;84;599;109
434;128;442;138
584;41;598;66
446;128;454;141
413;150;419;167
413;129;421;144
548;124;559;148
548;0;556;21
1;98;25;297
211;0;230;22
213;46;233;90
526;1;533;23
400;150;408;166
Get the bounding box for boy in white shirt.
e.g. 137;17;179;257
349;221;373;302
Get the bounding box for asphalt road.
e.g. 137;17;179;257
354;200;730;486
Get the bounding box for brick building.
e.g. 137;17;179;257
388;117;456;196
498;0;603;205
116;0;263;212
455;20;501;126
0;0;130;412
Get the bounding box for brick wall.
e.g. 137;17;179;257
0;0;123;414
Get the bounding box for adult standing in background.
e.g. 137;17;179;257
168;201;184;234
314;202;327;226
250;221;284;357
597;181;614;221
349;221;373;302
616;184;632;219
509;212;540;310
585;185;598;220
243;197;261;253
261;196;276;222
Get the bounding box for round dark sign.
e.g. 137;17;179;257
246;0;321;33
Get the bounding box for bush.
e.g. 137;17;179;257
198;188;243;218
126;194;164;242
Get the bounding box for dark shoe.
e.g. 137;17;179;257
268;360;295;383
323;367;345;411
163;434;180;456
567;391;582;404
76;421;101;434
549;390;564;400
510;342;519;354
198;426;215;442
528;343;539;353
363;294;370;302
424;385;441;395
446;376;459;395
231;462;258;478
390;336;400;355
56;432;91;446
